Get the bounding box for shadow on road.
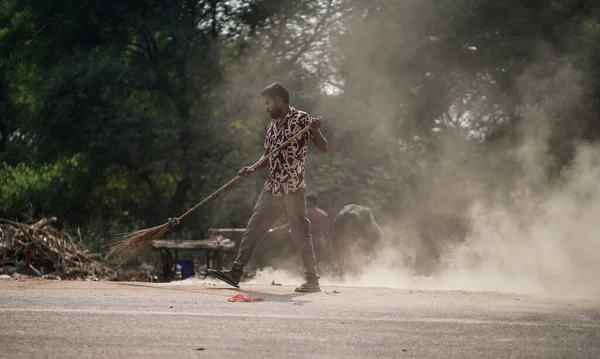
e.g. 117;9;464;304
115;282;314;304
205;287;314;304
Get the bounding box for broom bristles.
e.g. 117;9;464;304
105;224;170;267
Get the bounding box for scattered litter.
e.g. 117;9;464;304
11;273;30;280
0;274;11;279
271;280;281;286
42;274;61;280
228;293;265;302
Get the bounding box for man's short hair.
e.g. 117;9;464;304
306;193;318;206
260;82;290;104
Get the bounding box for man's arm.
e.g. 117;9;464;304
256;148;270;170
238;148;270;177
310;117;328;153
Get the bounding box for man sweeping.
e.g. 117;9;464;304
208;82;329;292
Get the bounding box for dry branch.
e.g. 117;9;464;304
0;217;116;280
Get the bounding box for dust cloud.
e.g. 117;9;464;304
328;55;599;299
247;149;600;299
330;55;600;299
242;55;600;300
209;5;600;300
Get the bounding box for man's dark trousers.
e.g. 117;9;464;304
232;188;319;281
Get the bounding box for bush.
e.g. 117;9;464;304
0;155;85;221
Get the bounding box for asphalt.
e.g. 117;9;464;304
1;279;599;358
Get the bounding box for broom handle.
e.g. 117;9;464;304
177;125;312;221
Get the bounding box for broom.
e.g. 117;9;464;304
105;124;313;267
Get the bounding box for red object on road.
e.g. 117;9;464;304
228;293;265;302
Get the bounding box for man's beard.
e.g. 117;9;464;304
267;106;282;119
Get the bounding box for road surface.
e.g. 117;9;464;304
1;279;599;358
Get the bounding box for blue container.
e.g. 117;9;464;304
176;259;194;279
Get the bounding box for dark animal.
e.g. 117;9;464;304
329;204;383;278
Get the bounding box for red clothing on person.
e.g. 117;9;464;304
274;206;329;249
307;206;329;249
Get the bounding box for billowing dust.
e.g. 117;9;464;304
225;57;600;300
197;7;600;300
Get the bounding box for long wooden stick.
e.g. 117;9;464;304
175;125;312;223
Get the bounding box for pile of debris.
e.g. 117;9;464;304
0;217;116;280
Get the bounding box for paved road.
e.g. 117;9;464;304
1;279;599;358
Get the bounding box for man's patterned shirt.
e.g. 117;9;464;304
263;107;315;196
